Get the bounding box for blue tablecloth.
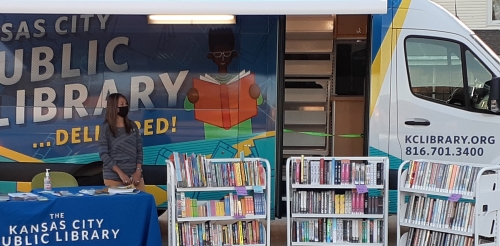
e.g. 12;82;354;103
0;186;162;246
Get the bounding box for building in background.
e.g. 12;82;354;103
432;0;500;55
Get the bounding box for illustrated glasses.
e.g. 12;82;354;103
210;50;235;58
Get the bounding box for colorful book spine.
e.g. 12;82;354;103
178;192;263;218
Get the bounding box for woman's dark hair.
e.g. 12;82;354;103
105;93;132;137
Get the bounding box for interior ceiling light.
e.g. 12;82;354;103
148;15;236;24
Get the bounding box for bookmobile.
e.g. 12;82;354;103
1;0;500;219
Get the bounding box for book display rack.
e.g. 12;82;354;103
166;159;176;246
286;156;389;246
168;154;271;246
397;159;500;246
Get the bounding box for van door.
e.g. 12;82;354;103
395;29;500;164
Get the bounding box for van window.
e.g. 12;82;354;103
405;38;464;106
465;50;493;110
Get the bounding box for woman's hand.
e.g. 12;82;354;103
118;172;132;186
131;169;142;186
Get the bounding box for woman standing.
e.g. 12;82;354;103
98;93;145;191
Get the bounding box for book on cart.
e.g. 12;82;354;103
167;153;271;246
397;159;500;246
286;156;389;246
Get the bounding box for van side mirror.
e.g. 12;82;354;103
487;77;500;113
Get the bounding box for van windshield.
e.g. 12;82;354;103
472;34;500;66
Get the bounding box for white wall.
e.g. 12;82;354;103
431;0;493;29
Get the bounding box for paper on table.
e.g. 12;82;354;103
108;186;136;195
8;193;39;201
0;194;9;202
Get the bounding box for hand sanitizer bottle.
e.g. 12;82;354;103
44;169;52;191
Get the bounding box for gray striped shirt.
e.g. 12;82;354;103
98;122;143;181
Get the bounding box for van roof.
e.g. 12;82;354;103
0;0;387;15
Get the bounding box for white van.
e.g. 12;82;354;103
372;0;500;164
368;0;500;212
281;0;500;213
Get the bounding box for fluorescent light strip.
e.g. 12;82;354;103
148;15;236;24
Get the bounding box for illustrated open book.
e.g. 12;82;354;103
193;70;257;129
199;70;251;85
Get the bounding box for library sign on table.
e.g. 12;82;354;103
2;212;120;245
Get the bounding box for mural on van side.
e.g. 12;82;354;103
184;27;263;140
0;15;278;214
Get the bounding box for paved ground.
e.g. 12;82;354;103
158;214;406;246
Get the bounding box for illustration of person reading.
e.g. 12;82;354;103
185;27;263;140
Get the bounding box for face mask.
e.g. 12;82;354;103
117;106;129;117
